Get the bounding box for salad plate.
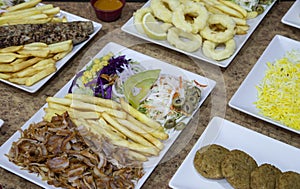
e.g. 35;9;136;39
229;35;300;134
0;42;216;189
0;7;102;93
121;0;276;68
169;117;300;189
281;0;300;29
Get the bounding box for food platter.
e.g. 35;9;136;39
0;42;216;189
121;0;276;68
0;7;102;93
281;0;300;29
229;35;300;134
169;116;300;189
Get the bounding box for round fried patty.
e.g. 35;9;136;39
221;149;258;189
193;144;230;179
250;163;281;189
276;171;300;189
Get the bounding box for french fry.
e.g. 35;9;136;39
247;11;259;19
53;47;72;61
214;4;244;18
0;54;16;63
120;98;165;133
48;40;72;54
0;73;12;79
8;77;28;85
6;0;42;12
0;46;23;53
102;112;157;149
218;0;247;18
116;118;164;150
24;42;48;48
231;17;247;26
0;10;42;25
25;65;56;86
12;61;54;78
0;64;13;72
42;7;60;15
65;93;122;110
126;114;168;140
70;100;127;119
12;57;44;72
2;4;53;16
97;118;126;139
17;48;50;58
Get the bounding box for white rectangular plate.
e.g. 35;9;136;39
169;117;300;189
0;7;102;93
121;1;276;68
0;42;216;189
228;35;300;134
281;0;300;29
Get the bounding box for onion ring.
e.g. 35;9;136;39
167;27;202;52
202;39;236;61
133;7;153;34
150;0;180;23
200;14;235;43
172;1;208;33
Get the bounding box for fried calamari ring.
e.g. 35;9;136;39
200;14;235;43
133;7;153;34
167;27;202;52
172;1;208;33
150;0;180;23
202;39;236;61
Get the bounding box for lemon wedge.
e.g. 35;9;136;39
142;12;167;40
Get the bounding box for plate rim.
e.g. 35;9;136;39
169;116;300;189
0;41;216;189
0;7;102;93
228;34;300;134
121;0;277;68
281;0;300;29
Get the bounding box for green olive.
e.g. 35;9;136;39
182;101;194;114
253;5;264;14
175;122;186;130
185;86;201;98
164;118;176;129
172;97;185;109
186;95;198;104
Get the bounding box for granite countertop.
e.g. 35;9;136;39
0;1;300;189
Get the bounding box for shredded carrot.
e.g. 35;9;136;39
194;80;207;87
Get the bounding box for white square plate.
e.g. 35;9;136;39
169;117;300;189
0;7;102;93
281;0;300;29
121;1;276;68
228;35;300;134
0;42;216;189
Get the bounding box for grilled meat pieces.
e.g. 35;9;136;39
0;21;94;48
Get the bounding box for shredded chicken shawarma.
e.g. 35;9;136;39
7;112;144;189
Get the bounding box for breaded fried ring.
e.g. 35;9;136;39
133;7;153;34
202;39;236;61
167;27;202;52
172;1;208;33
150;0;180;23
200;14;235;43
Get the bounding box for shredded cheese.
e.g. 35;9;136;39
255;50;300;130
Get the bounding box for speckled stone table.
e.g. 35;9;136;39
0;1;300;189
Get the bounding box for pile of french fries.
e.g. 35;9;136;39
0;40;73;86
197;0;258;35
44;94;169;162
0;0;67;25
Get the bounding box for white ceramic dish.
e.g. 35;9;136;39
0;42;216;189
169;116;300;189
0;119;3;128
0;8;102;93
281;0;300;29
229;35;300;134
121;1;276;68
